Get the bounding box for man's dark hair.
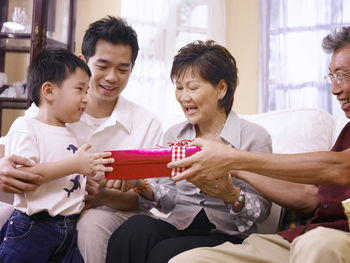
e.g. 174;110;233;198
27;47;91;106
170;40;238;115
82;16;139;64
322;27;350;53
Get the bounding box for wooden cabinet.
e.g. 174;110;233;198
0;0;76;133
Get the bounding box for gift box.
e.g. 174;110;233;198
105;145;200;179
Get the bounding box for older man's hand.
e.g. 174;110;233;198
168;138;235;182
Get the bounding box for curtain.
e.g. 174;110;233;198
260;0;350;115
121;0;225;130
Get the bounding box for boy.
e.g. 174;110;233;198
0;47;113;263
0;16;163;263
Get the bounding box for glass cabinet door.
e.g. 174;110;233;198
0;0;32;52
46;0;76;51
31;0;76;61
0;0;76;69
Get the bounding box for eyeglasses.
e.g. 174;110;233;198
324;71;350;85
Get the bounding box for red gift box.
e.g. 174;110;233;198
105;146;200;179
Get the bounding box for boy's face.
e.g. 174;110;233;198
52;68;89;125
85;40;133;106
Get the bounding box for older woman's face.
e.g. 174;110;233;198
175;70;225;126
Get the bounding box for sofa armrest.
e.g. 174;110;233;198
241;108;334;234
256;202;282;234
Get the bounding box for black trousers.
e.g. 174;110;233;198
106;209;243;263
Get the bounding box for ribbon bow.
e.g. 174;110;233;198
167;139;194;147
168;139;194;176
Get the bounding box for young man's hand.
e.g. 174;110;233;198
0;155;43;194
83;174;107;209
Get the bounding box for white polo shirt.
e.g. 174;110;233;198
25;95;163;152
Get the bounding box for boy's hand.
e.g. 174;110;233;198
74;144;114;176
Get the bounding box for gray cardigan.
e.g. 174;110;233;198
140;111;272;238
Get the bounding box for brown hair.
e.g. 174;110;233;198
170;40;238;115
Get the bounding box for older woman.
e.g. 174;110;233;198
105;40;272;263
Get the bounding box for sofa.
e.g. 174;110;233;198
0;108;348;234
241;108;347;233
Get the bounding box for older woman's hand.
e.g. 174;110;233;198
187;172;240;203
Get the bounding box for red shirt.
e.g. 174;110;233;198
279;121;350;242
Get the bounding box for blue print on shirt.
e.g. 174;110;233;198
64;174;81;197
66;144;78;153
63;143;81;198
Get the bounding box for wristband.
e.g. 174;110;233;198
133;179;149;194
233;190;245;207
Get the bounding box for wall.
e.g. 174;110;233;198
75;0;121;55
226;0;260;114
75;0;260;115
2;0;260;134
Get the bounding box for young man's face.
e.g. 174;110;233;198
53;68;89;125
329;44;350;118
85;40;133;106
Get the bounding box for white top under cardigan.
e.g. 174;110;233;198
139;111;272;238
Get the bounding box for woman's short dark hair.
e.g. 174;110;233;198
27;47;91;106
82;16;139;64
170;40;238;115
322;27;350;54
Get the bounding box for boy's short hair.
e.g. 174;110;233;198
82;16;139;64
27;47;91;106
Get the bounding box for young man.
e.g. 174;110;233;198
72;16;162;263
168;27;350;263
0;16;163;262
0;47;113;263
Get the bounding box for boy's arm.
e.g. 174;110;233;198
18;144;114;183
